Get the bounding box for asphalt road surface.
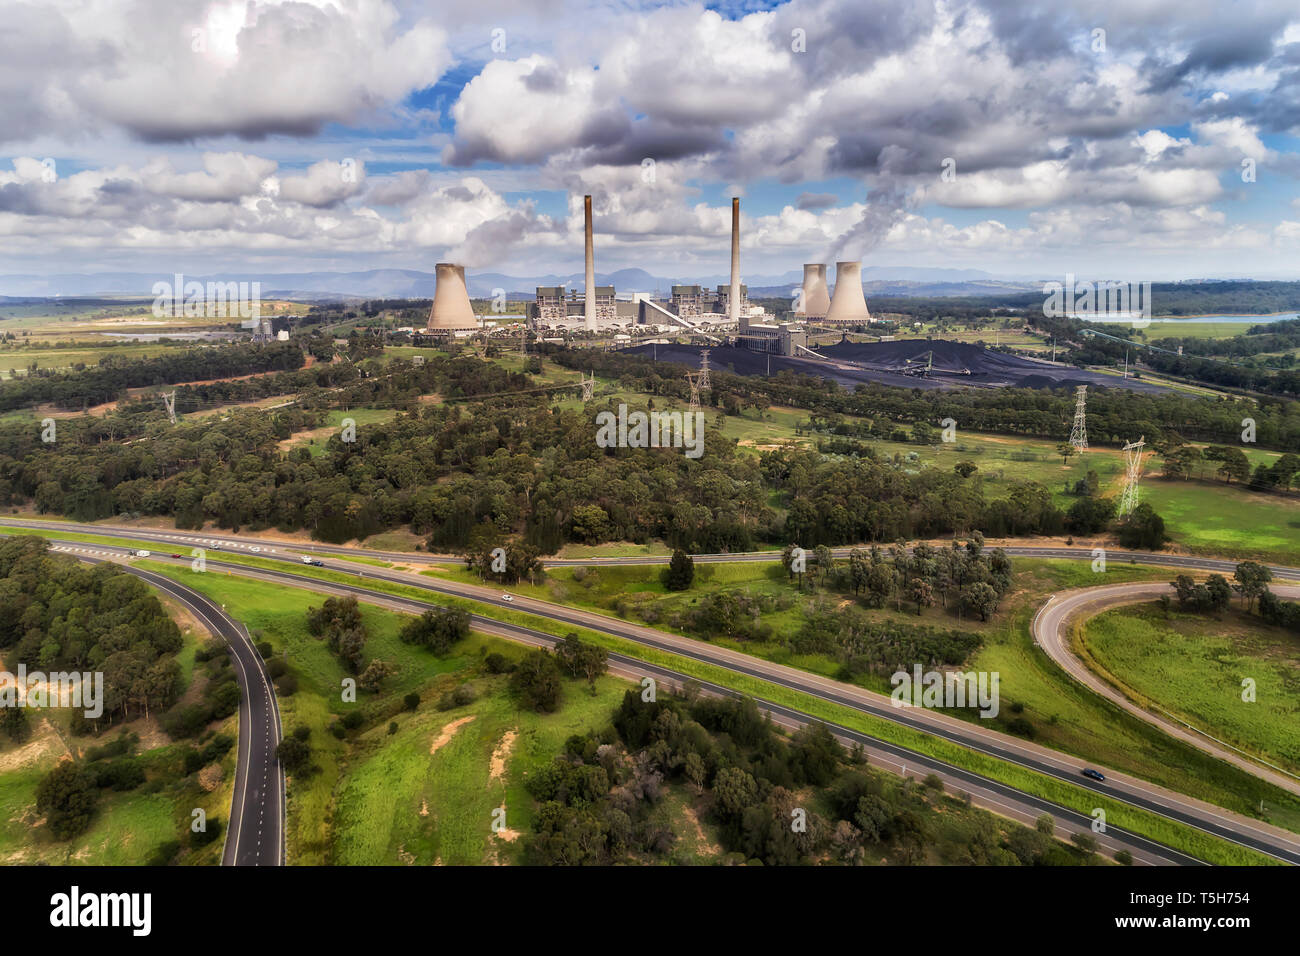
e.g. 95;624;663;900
5;518;1299;582
77;556;285;867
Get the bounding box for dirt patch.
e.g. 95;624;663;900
0;718;69;774
430;715;475;755
198;763;224;792
736;438;800;452
277;425;334;453
129;716;172;752
419;800;429;817
682;802;722;857
489;729;518;782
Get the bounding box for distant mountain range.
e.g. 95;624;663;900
0;266;1025;301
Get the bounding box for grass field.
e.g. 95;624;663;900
332;673;629;865
0;343;175;374
1081;603;1300;776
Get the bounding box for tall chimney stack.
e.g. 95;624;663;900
730;197;744;331
584;194;596;332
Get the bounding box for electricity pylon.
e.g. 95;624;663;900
1118;436;1146;517
686;371;701;411
698;349;711;390
580;371;594;403
161;391;177;425
1069;385;1088;452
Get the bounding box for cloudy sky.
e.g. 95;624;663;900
3;0;1300;283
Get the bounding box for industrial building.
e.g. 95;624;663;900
512;192;875;356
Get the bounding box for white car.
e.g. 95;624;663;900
502;594;514;603
133;549;151;558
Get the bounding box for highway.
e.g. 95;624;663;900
1033;582;1300;797
76;555;285;867
4;517;1299;582
24;530;1300;866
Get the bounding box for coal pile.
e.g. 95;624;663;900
624;339;1170;394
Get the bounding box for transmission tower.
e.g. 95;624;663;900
686;371;701;411
580;371;594;403
1068;385;1088;452
161;391;177;425
1118;436;1146;517
698;349;711;390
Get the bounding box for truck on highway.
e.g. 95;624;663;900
301;555;324;567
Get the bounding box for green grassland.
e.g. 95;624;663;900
1141;321;1258;341
0;343;177;374
332;673;631;865
1081;603;1300;776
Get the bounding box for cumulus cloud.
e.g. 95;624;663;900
0;0;452;145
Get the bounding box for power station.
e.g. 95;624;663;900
429;192;876;356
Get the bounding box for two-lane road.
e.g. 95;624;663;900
1033;582;1300;797
80;556;285;866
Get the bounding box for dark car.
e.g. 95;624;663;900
308;559;324;567
170;553;183;559
1082;768;1106;782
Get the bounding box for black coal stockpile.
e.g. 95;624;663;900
626;340;1170;394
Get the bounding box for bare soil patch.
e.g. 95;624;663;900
489;729;518;782
430;715;475;755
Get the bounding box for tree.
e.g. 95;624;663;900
909;578;934;615
358;659;394;693
1216;447;1251;484
1233;561;1272;612
960;581;999;621
0;705;29;742
662;550;695;591
555;634;608;688
276;736;312;773
510;649;563;713
1066;495;1116;534
399;607;470;654
954;461;978;479
1056;443;1076;465
1116;503;1167;550
35;762;99;839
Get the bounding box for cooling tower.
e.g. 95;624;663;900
825;261;871;324
799;263;830;316
730;197;744;331
426;263;479;331
584;194;596;332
